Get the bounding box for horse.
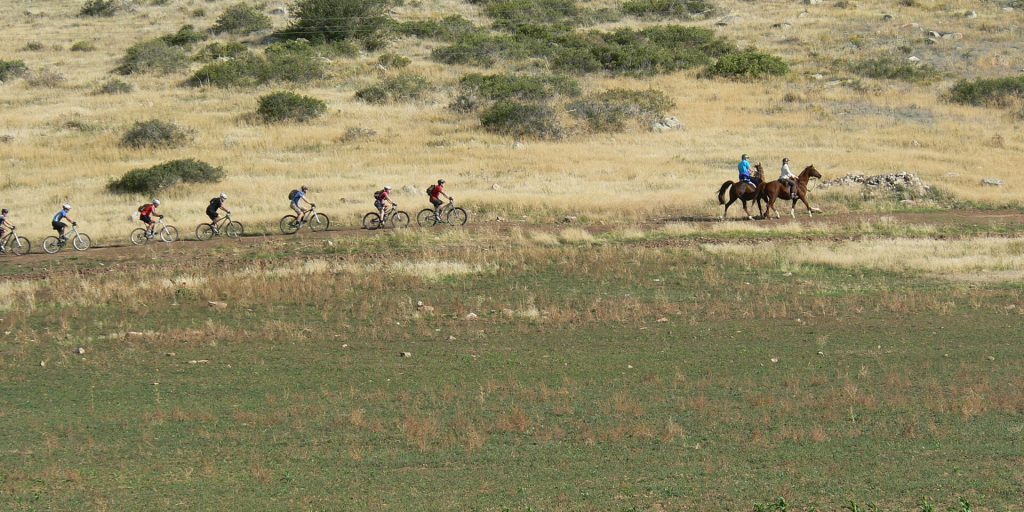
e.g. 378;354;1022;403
717;163;765;220
757;165;822;219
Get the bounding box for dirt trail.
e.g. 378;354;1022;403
2;209;1021;279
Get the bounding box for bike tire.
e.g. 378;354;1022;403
362;212;381;230
196;224;214;241
280;215;299;235
226;221;243;238
447;207;468;226
309;213;330;232
42;236;62;254
392;211;410;228
160;225;178;243
10;237;31;256
72;233;91;251
416;209;437;227
130;228;148;246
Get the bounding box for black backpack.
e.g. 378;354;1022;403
137;203;149;213
426;185;437;196
288;189;299;201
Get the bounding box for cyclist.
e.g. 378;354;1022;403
0;208;13;253
52;204;76;241
427;179;452;221
207;192;229;233
138;199;163;238
289;185;313;226
374;186;395;220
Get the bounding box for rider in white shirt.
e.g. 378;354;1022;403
779;158;798;196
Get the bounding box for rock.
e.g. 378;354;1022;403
911;140;921;147
819;172;932;195
986;356;996;361
126;331;146;339
941;32;962;40
817;351;825;356
402;185;417;194
1003;7;1014;12
465;312;478;320
165;352;176;357
398;351;412;357
208;301;228;310
491;183;501;190
269;6;287;16
927;30;941;38
651;116;683;132
223;136;239;148
495;216;506;222
812;73;824;80
907;56;921;63
770;357;779;363
882;14;894;21
447;335;457;341
981;178;1003;187
771;22;792;29
416;300;424;307
501;308;515;317
798;11;809;18
419;305;435;313
512;141;525;150
964;10;977;18
74;347;85;355
323;240;334;247
561;216;577;224
188;359;210;364
40;361;46;367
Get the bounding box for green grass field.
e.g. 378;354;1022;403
2;218;1022;510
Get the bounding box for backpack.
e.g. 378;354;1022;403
288;189;299;201
137;204;149;213
426;185;437;196
374;190;385;201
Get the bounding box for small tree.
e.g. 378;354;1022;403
116;39;189;75
120;119;192;149
278;0;392;49
213;3;273;35
257;91;327;122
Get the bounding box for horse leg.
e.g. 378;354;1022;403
722;196;736;220
741;199;753;220
790;196;797;218
799;192;814;217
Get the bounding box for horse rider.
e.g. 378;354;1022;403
779;157;798;197
738;154;757;190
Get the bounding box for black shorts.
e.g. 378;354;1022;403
52;221;64;231
206;211;219;222
140;215;152;224
430;197;443;208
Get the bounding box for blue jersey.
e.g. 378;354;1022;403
291;190;305;205
53;210;69;223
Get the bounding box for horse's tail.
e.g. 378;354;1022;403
717;181;733;204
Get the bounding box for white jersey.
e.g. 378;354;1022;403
780;163;796;180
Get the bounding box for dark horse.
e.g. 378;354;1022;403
757;165;822;219
717;163;765;220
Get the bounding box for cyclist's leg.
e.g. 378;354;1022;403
290;203;303;224
53;221;66;239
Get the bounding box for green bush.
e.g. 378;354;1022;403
949;75;1024;107
71;41;97;52
193;42;250;62
186;41;326;88
459;73;580;102
264;40;327;82
483;0;581;31
480;101;564;139
108;159;225;195
116;39;190;75
396;15;481;41
622;0;714;18
277;0;392;50
185;53;266;87
703;49;788;79
256;91;327;122
120;119;192;149
22;41;45;51
849;57;940;83
377;53;411;69
97;78;133;94
80;0;121;17
355;74;431;104
0;60;29;81
212;3;273;35
567;88;674;131
431;33;522;67
160;25;208;47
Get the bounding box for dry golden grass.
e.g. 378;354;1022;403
1;1;1022;242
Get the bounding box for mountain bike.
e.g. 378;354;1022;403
0;227;31;255
280;204;330;234
130;217;179;245
42;223;92;254
417;199;468;227
196;213;243;241
363;204;409;230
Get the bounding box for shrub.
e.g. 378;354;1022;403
22;41;45;51
120;119;192;149
256;91;327;122
212;3;273;35
397;15;481;41
116;39;189;75
621;0;714;18
484;0;581;31
97;78;133;94
71;41;97;52
850;57;940;83
186;40;326;87
377;53;411;69
278;0;392;49
355;74;431;104
459;72;579;102
26;69;66;88
263;40;327;82
431;33;521;67
0;60;29;81
160;25;207;47
193;42;250;62
480;101;563;139
107;159;225;195
80;0;121;17
703;49;788;79
948;75;1024;107
567;88;674;131
186;53;265;87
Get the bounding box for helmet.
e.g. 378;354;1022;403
783;157;789;163
384;185;392;190
220;192;228;199
301;185;309;191
437;179;445;185
153;199;161;206
62;203;72;210
741;154;748;160
1;208;8;214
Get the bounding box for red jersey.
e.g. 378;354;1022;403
377;189;391;201
140;204;157;217
430;184;444;200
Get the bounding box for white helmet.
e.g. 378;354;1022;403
384;185;392;190
220;192;227;199
62;203;71;210
152;199;161;206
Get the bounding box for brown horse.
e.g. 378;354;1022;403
757;165;822;219
717;163;765;220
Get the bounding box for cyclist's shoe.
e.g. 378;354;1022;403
59;235;67;242
0;247;6;254
212;227;220;235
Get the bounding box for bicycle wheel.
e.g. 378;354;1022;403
130;228;148;246
42;236;62;254
416;209;437;227
392;211;410;228
72;233;91;251
447;207;468;226
309;213;330;232
196;223;214;241
280;215;299;235
10;236;31;255
226;221;243;238
362;212;381;230
160;225;178;243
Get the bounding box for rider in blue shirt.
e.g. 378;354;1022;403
52;204;76;240
738;154;753;183
290;185;313;225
